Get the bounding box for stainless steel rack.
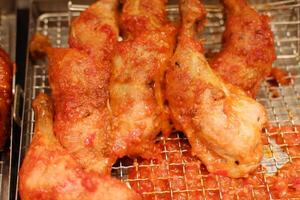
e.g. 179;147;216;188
17;0;300;199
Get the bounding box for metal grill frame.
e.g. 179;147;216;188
17;0;300;199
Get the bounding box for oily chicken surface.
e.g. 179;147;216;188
48;48;115;174
69;0;119;65
166;0;267;178
48;0;119;174
120;0;167;38
209;0;276;97
0;48;12;149
19;93;141;200
109;0;176;158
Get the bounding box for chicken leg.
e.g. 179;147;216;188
166;0;267;178
209;0;276;97
109;0;176;158
69;0;119;65
48;48;115;174
48;0;119;174
19;93;141;200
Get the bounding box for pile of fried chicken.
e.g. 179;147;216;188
19;0;276;199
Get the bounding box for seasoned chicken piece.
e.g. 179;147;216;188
120;0;166;38
109;0;176;158
166;0;267;178
69;0;119;65
0;48;12;149
48;48;115;174
209;0;276;97
29;33;52;60
19;93;141;200
48;0;119;174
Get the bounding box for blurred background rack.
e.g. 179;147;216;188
15;0;300;199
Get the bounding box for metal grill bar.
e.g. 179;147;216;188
18;0;300;199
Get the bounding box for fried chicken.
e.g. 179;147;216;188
48;0;119;174
69;0;119;65
131;140;300;199
120;0;167;38
165;0;267;178
19;93;141;200
29;33;52;60
109;0;176;159
48;48;115;174
209;0;276;97
0;48;12;149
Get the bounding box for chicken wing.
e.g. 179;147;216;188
109;0;176;158
19;93;141;200
166;0;267;178
48;0;119;174
0;48;12;149
209;0;276;97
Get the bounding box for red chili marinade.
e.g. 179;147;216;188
128;126;300;199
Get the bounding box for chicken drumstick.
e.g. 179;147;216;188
166;0;267;178
109;0;176;159
48;0;119;174
19;93;141;200
209;0;276;97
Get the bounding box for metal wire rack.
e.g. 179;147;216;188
0;11;16;200
18;0;300;199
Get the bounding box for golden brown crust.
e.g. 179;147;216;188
209;0;276;97
0;47;12;148
48;0;120;174
69;0;119;65
166;0;266;178
109;0;176;159
19;93;141;200
29;33;52;60
120;0;167;38
48;48;116;174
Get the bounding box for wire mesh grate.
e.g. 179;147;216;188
20;0;300;199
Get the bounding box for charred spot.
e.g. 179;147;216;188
235;160;240;165
175;61;180;68
147;80;155;88
163;71;167;79
238;35;245;40
164;100;169;106
211;88;225;101
255;29;263;35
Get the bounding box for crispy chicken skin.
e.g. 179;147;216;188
166;0;267;178
29;33;52;60
48;0;119;174
109;0;176;158
69;0;119;65
120;0;166;38
0;48;12;149
209;0;276;97
48;48;115;174
19;93;141;200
